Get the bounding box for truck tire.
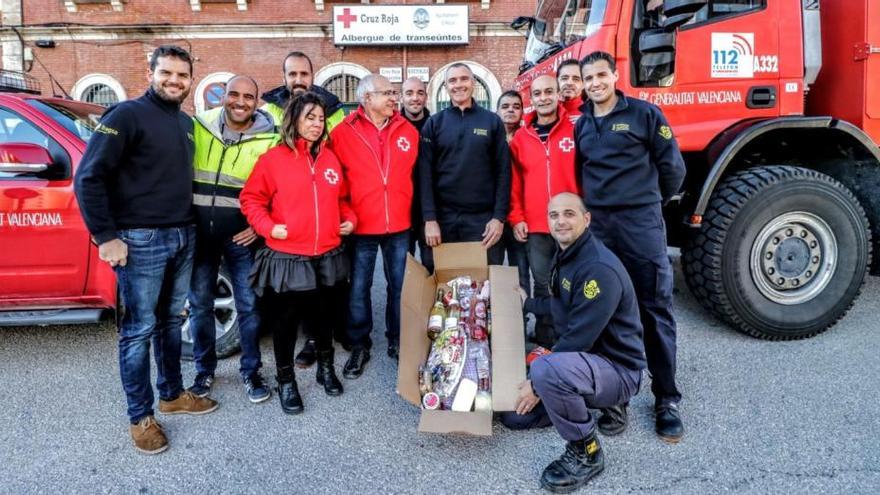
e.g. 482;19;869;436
181;266;241;361
682;166;871;340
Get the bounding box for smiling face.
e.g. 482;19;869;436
445;65;475;107
222;76;258;128
548;193;591;249
530;75;559;119
149;56;192;104
581;59;619;106
557;63;584;102
283;55;313;97
401;78;427;116
297;103;325;143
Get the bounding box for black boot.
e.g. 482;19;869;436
655;401;684;443
597;403;628;436
316;350;343;396
294;339;317;368
540;429;604;493
343;347;371;379
275;366;303;415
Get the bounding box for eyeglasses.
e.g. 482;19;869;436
370;90;400;98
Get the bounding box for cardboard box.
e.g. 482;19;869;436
397;242;526;436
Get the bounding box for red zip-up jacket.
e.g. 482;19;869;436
328;107;418;235
240;139;356;256
563;96;584;122
509;104;580;234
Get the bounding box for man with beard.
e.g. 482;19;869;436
401;76;431;267
188;75;279;404
75;46;218;455
261;51;345;131
419;63;510;266
557;58;585;121
261;51;348;365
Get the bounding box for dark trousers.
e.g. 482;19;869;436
503;224;531;291
408;219;434;273
526;233;557;347
425;210;505;265
531;352;642;441
589;203;681;404
189;236;261;380
263;286;333;372
115;226;195;424
347;231;409;349
499;403;553;431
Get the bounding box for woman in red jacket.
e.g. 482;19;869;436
240;92;356;415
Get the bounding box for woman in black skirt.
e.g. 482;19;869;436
240;92;356;414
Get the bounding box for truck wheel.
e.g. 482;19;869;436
181;266;241;360
682;166;871;339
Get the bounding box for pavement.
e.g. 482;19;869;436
1;252;879;494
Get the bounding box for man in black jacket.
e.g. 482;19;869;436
401;76;431;264
575;51;686;442
74;46;218;455
518;192;645;493
418;63;511;268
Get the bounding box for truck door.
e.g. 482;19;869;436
0;105;89;302
623;0;789;152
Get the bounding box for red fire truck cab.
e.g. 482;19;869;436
514;0;880;339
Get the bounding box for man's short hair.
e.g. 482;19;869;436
226;75;259;96
282;51;314;74
149;45;193;74
557;58;581;76
445;62;473;82
497;90;522;107
356;74;379;103
580;51;617;73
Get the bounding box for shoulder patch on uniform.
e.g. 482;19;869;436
561;278;571;292
659;125;673;140
473;128;489;137
583;279;600;300
611;123;630;132
95;123;119;136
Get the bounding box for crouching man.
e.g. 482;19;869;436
516;192;645;492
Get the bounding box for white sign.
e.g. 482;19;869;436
406;67;430;82
710;33;754;78
380;67;403;83
333;5;469;46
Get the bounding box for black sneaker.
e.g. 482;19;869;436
655;402;684;443
187;373;214;398
343;347;370;379
244;373;271;404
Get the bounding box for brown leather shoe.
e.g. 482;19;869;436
158;390;219;416
129;416;168;455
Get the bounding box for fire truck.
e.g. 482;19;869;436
513;0;879;339
0;72;239;358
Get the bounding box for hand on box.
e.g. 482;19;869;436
515;379;540;415
516;286;528;307
481;218;503;248
425;221;442;247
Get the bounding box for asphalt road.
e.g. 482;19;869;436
1;252;879;494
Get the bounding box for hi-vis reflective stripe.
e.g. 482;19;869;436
193;194;240;208
193;169;246;187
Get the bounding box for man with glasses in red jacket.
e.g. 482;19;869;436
329;74;419;377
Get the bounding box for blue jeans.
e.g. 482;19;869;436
115;226;195;424
189;236;261;380
347;231;409;349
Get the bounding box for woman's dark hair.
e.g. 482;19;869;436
281;91;328;156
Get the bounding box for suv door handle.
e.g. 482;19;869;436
747;86;777;109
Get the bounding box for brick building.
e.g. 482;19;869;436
0;0;534;114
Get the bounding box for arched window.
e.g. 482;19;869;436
323;74;361;114
434;77;492;111
72;74;126;108
194;72;234;114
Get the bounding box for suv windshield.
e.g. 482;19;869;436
25;99;101;142
524;0;608;65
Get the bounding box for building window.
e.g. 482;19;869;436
434;78;492;111
323;74;361;114
72;74;126;108
427;61;503;114
314;62;371;115
194;72;234;114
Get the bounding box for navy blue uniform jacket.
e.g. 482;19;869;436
574;91;685;207
524;230;646;371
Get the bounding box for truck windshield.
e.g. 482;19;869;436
524;0;607;65
25;99;101;142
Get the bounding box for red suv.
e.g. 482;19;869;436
0;72;240;358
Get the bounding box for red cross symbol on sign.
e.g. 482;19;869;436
559;137;575;153
337;8;357;29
